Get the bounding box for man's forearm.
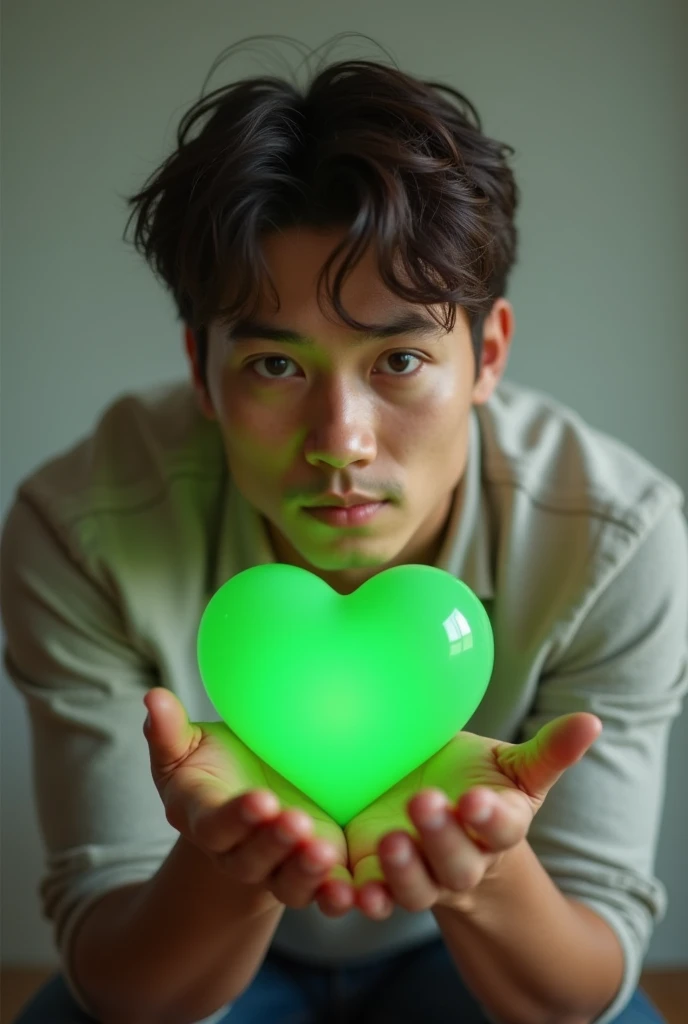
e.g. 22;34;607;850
72;836;285;1024
432;840;625;1024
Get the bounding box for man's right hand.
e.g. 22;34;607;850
143;687;355;917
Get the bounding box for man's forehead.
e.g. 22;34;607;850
225;308;446;346
258;226;416;301
220;226;462;342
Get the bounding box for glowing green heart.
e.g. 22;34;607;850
197;563;494;825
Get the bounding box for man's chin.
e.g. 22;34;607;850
296;545;392;574
290;529;410;572
266;517;403;574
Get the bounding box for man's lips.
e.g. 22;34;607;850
302;501;389;527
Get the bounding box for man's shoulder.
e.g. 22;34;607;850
478;379;683;538
11;379;225;538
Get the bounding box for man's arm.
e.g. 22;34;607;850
433;502;688;1024
69;686;354;1024
0;502;353;1024
433;839;624;1024
1;499;282;1023
72;836;284;1024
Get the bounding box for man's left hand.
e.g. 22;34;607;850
325;712;601;920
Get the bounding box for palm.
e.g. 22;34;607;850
164;721;347;856
345;731;531;870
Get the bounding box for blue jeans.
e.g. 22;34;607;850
12;937;665;1023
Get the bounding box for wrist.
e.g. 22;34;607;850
175;835;282;918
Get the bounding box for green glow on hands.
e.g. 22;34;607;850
197;563;494;825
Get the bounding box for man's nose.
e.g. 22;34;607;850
303;379;377;469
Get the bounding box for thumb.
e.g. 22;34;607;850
499;712;602;803
143;687;198;777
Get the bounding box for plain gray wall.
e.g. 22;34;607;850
2;0;687;967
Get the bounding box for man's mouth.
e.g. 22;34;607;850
302;501;389;528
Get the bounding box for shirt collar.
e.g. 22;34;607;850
434;410;494;600
214;409;493;600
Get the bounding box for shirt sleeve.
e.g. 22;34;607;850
0;496;178;1005
519;501;688;1024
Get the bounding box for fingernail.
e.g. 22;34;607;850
419;804;447;830
468;797;493;824
242;790;280;824
417;792;448;830
423;811;446;830
241;804;265;824
328;883;353;908
384;841;411;866
242;795;276;824
275;823;299;843
300;854;327;874
366;891;391;916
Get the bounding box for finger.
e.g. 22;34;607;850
315;864;356;918
356;835;439;917
223;807;314;885
270;840;349;911
376;833;439;913
533;713;602;772
406;790;487;890
143;688;198;775
455;787;532;852
188;788;281;853
352;854;395;920
499;712;602;801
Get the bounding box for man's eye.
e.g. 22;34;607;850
378;352;423;376
250;356;300;379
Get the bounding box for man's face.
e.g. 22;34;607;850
199;227;510;592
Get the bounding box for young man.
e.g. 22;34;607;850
2;42;686;1024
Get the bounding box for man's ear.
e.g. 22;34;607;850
472;299;514;405
183;326;216;420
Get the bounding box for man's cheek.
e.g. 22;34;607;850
236;412;303;459
225;440;274;496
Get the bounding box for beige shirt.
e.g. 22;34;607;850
1;377;686;1024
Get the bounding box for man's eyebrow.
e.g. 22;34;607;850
225;311;446;346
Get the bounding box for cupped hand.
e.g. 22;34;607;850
143;687;355;916
345;712;602;920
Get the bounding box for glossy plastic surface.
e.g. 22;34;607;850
198;563;494;825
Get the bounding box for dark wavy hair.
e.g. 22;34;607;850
123;35;519;387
